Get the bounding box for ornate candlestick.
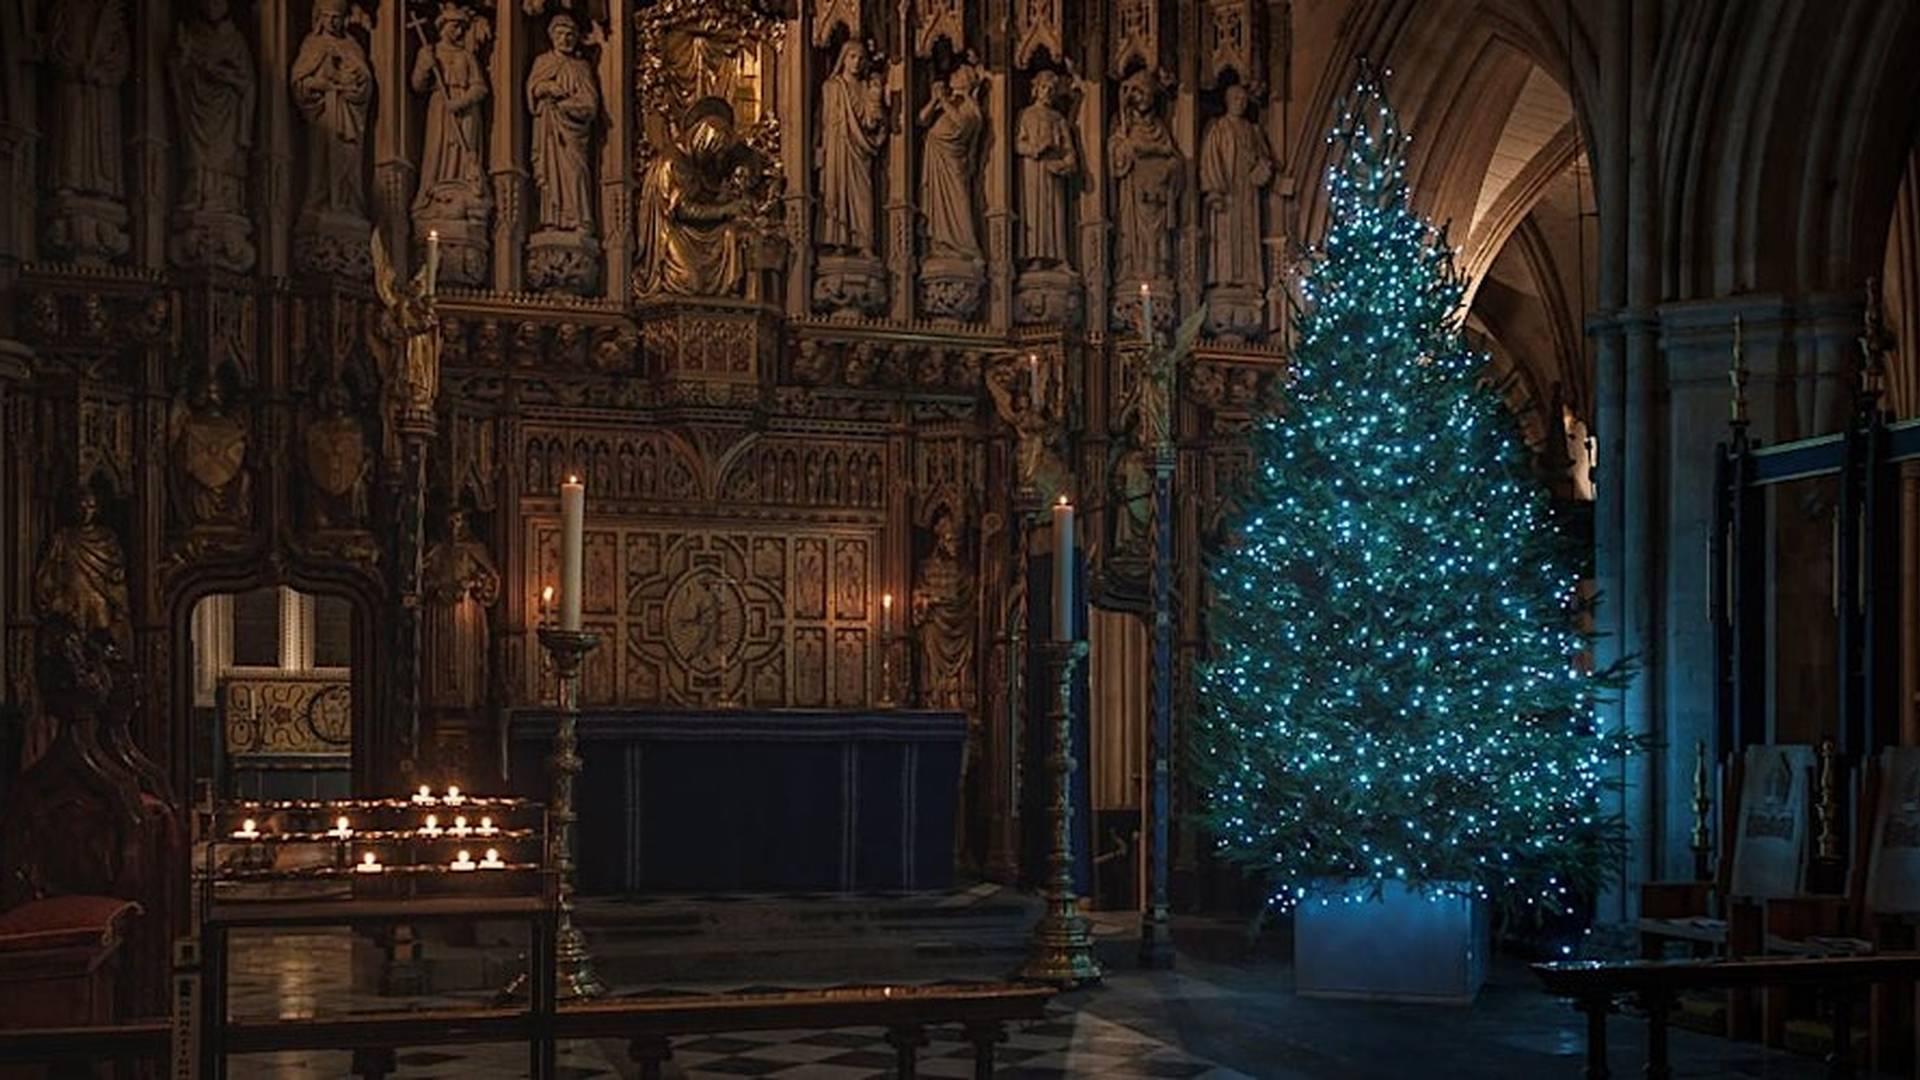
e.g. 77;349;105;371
1020;637;1102;987
1140;435;1176;968
1689;740;1713;881
538;626;604;1000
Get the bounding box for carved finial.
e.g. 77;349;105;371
1859;277;1891;404
1729;315;1749;428
1689;739;1712;870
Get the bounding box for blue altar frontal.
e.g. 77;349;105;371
509;710;966;894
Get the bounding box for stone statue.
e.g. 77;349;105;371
411;2;492;285
169;0;256;273
1199;84;1273;338
525;13;601;293
33;488;132;651
1014;69;1081;324
816;41;888;255
370;228;441;422
1110;69;1181;328
913;509;975;710
635;96;755;296
1016;70;1077;270
44;0;131;263
422;508;501;713
918;57;987;318
169;374;253;528
987;355;1066;500
291;0;374;277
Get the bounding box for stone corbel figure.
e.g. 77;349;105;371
291;0;374;278
169;0;257;273
1014;68;1081;326
410;2;493;286
813;39;891;315
33;486;132;653
1109;67;1182;331
987;354;1067;501
525;13;602;293
918;56;987;318
44;0;131;263
1199;83;1273;339
370;228;441;425
913;507;975;710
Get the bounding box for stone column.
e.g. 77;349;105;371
1076;69;1109;335
132;0;171;270
781;3;815;316
257;1;296;279
885;19;917;323
0;334;27;712
373;0;414;274
491;4;529;290
600;0;635;302
983;27;1014;330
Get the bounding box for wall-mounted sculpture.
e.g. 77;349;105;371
1110;68;1181;331
44;0;131;263
525;13;602;294
370;228;441;427
34;486;133;652
169;370;253;530
1014;69;1080;325
291;0;374;278
814;39;890;316
411;3;493;286
918;57;986;319
170;0;257;273
636;97;765;297
422;506;500;712
914;505;975;709
987;353;1067;500
303;378;373;530
1199;84;1272;339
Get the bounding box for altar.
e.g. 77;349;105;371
509;710;966;894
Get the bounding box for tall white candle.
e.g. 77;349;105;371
1052;497;1074;641
560;475;585;631
1139;282;1154;340
1027;353;1039;402
882;592;893;637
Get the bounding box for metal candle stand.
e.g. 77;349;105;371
537;625;605;1000
1020;637;1103;987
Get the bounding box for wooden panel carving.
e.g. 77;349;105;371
529;520;877;709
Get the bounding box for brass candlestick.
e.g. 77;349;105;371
1021;638;1102;987
538;626;605;1000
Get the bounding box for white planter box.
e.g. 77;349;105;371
1293;880;1489;1004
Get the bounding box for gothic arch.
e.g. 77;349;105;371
161;555;388;800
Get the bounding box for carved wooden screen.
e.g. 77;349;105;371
528;520;878;709
520;423;891;710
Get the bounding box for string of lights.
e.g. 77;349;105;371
1193;74;1633;918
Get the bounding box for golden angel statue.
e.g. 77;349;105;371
369;227;441;419
1111;304;1206;553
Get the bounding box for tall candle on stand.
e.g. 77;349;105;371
1027;353;1040;402
560;475;585;631
1139;282;1155;340
881;592;893;637
1052;497;1074;641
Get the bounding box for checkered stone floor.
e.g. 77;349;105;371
663;1005;1251;1079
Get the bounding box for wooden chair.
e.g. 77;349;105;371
0;617;182;1032
1637;744;1818;1038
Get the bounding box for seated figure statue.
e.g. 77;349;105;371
635;96;764;297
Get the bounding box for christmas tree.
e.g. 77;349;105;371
1193;74;1629;915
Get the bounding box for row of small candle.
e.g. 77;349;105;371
353;849;507;873
230;813;501;841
